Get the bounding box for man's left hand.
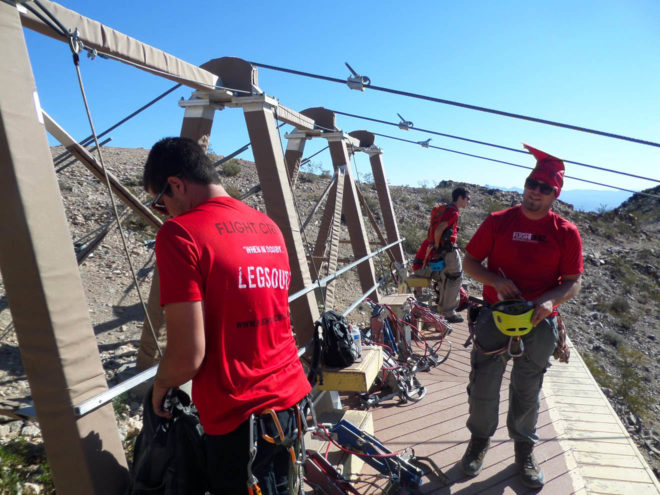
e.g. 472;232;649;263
152;378;173;419
531;300;553;326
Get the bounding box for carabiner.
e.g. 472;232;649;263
247;414;262;495
507;337;525;358
259;408;296;464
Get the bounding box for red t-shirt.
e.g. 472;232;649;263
155;196;311;435
465;205;583;304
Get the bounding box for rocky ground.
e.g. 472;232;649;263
0;146;658;492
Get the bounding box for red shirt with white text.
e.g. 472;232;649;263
156;197;310;435
466;205;583;305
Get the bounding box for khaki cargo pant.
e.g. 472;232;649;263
466;306;559;444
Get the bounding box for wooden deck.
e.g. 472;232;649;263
349;318;660;494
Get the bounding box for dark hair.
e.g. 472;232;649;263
143;137;221;193
452;187;469;202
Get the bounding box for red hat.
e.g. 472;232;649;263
523;144;565;197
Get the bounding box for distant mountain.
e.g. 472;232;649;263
484;185;632;212
560;189;632;212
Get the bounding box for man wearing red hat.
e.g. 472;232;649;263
459;145;583;488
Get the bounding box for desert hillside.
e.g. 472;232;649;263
0;146;658;491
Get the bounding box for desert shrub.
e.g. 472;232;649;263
362;194;379;213
607;255;637;288
603;328;625;347
112;392;130;416
615;346;652;419
610;296;630;315
224;185;241;198
582;353;615;389
483;197;508;214
399;222;425;255
221;159;242;177
0;438;54;493
124;173;143;188
298;171;318;184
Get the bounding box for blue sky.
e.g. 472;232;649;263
22;1;660;194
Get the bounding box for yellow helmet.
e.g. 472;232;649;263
491;300;535;337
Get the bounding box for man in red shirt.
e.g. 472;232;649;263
143;137;311;494
412;187;470;322
460;145;583;489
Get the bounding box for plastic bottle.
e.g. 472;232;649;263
349;325;362;358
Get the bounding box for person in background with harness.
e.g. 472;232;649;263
412;187;470;323
144;137;311;494
459;145;583;489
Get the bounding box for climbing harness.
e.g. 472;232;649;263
247;401;309;495
356;299;452;408
402;297;453;370
464;297;522;358
465;297;569;361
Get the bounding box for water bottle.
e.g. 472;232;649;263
349;325;362;358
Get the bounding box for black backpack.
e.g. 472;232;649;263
307;310;359;386
128;386;208;495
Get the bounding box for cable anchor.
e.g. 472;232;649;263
68;28;83;55
345;62;371;91
397;113;413;130
418;138;431;148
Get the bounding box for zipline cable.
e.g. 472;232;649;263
77;83;182;148
250;61;660;149
371;132;660;200
330;109;660;184
23;2;67;38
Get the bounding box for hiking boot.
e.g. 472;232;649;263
461;436;490;477
444;311;464;323
515;442;544;489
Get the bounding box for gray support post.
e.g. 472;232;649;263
327;135;379;301
365;148;406;265
242;99;319;344
284;133;307;188
349;130;406;266
180;100;216;151
0;4;128;493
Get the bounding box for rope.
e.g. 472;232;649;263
250;61;660;149
68;40;162;357
331;109;660;184
371;132;660;200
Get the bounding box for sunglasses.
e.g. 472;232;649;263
524;178;555;195
150;181;171;215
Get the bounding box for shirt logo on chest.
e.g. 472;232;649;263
512;232;547;243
